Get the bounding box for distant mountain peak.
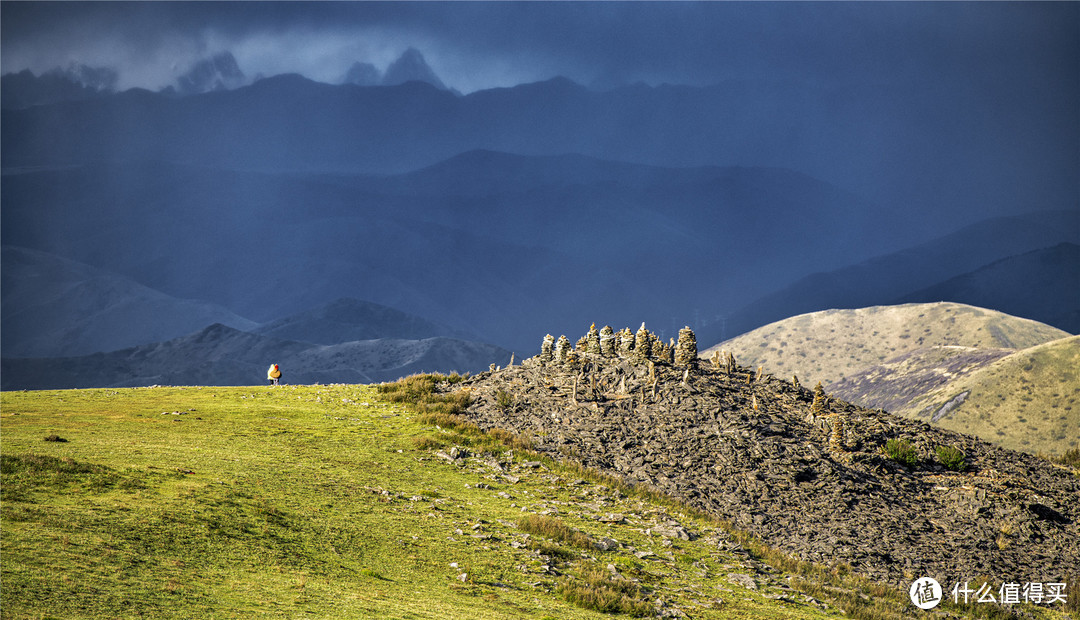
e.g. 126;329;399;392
342;61;381;86
1;62;118;109
381;47;446;90
52;62;119;92
254;296;473;345
176;51;246;95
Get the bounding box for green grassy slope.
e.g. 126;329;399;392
1;384;850;620
899;336;1080;456
703;302;1069;387
826;345;1014;414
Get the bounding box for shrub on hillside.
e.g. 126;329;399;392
935;444;967;471
495;389;513;412
883;439;918;467
411;435;446;450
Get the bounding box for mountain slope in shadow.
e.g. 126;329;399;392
1;323;511;390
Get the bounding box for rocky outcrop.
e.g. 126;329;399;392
448;325;1080;587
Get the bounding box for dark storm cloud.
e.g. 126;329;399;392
3;2;1076;94
1;1;1075;215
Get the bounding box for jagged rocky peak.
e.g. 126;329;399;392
381;47;447;90
52;61;119;92
176;51;246;95
1;62;119;109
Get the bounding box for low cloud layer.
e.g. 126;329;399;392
3;2;1076;95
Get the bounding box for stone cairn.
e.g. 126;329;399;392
633;323;652;361
539;334;555;364
586;323;601;354
810;381;827;416
673;326;697;366
599;325;616;357
618;328;635;357
654;341;667;365
533;322;702;370
554;335;572;364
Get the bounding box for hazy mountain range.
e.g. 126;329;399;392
1;59;1076;388
895;242;1080;334
253;296;476;345
0;322;511;390
1;154;916;352
698;213;1079;346
0;62;119;109
1;245;257;358
1;245;510;389
0;47;451;108
3;153;1073;356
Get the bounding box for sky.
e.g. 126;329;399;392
2;1;1077;219
1;1;1078;350
2;1;1077;96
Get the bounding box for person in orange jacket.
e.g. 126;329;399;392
267;364;282;386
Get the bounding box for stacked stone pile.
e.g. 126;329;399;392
674;326;698;366
444;323;1080;588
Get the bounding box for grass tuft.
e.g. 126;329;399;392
378;373;474;417
517;514;592;550
1055;448;1080;469
882;438;918;467
411;435;447;450
557;567;654;617
2;453;105;476
486;427;534;451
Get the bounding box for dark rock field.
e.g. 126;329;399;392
450;325;1080;587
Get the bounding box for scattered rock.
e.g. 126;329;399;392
593;537;620;552
650;523;695;541
727;573;758;590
